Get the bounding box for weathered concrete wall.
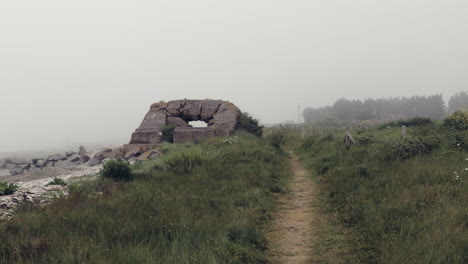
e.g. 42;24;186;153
173;127;215;143
129;99;241;144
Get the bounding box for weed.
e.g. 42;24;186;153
0;182;18;196
47;177;67;186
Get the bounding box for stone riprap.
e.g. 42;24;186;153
0;145;161;178
130;99;241;144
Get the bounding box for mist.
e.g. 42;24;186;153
1;0;467;152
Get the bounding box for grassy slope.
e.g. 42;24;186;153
0;132;288;264
296;124;467;264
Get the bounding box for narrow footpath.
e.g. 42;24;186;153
267;152;319;264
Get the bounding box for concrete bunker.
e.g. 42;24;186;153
130;99;241;144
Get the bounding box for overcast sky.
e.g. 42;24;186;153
1;0;467;152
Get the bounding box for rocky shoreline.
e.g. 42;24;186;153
0;144;161;220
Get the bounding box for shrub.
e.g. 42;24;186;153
444;111;468;130
356;135;375;145
0;182;18;196
380;117;433;129
162;125;175;143
387;136;441;160
269;131;286;149
100;158;133;181
47;177;67;186
237;112;264;137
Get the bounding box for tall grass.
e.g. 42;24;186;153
0;132;288;264
297;124;467;263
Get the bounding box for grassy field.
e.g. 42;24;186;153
295;121;467;263
0;131;288;264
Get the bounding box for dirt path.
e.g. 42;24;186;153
267;152;319;264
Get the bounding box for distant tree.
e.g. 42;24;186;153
449;91;468;113
302;106;333;124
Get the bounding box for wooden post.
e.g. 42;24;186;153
344;128;356;145
401;125;407;139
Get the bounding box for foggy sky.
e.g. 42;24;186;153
1;0;467;152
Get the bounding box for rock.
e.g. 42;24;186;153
110;147;125;159
80;154;91;163
35;159;46;167
20;163;31;171
47;154;67;162
65;151;76;157
123;144;150;159
129;99;240;144
136;150;161;161
102;158;112;164
79;146;87;156
4;163;18;170
5;157;28;165
10;167;24;176
87;155;103;167
166;117;189;127
68;154;81;163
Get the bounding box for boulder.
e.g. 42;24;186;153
80;153;91;163
10;167;24;176
78;146;87;156
95;148;113;159
68;154;81;163
86;155;103;167
4;164;18;170
136;150;161;161
65;151;76;157
123;144;150;159
110;147;125;159
5;157;28;165
35;159;46;168
47;154;67;162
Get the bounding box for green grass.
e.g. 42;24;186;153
296;124;467;264
0;131;288;264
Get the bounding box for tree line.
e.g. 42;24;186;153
303;92;468;124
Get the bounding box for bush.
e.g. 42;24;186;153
162;125;175;143
0;182;18;196
100;158;133;181
47;177;67;186
380;117;433;129
268;131;286;149
237;112;264;137
444;111;468;130
387;136;441;160
356;135;375;145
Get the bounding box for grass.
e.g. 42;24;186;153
295;123;467;263
0;131;288;264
